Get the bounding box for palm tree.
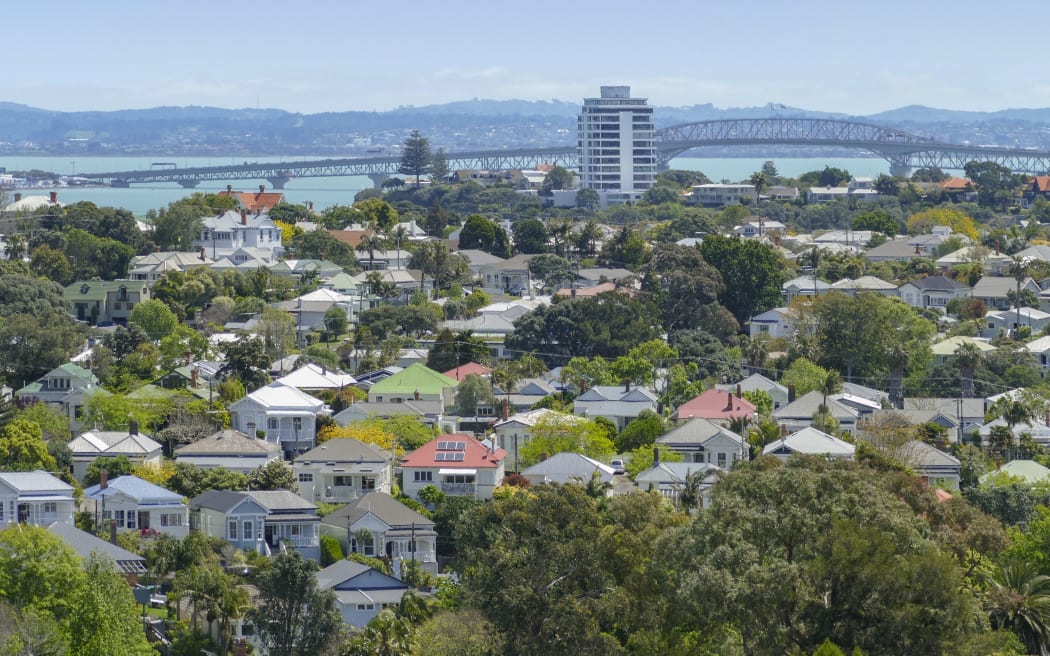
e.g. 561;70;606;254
1011;256;1031;339
356;233;388;271
956;342;982;399
886;344;910;410
818;369;842;410
747;416;781;450
741;336;768;375
986;561;1050;655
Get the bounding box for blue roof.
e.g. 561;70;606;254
84;475;185;506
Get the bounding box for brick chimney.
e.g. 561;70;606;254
500;398;509;420
184;349;192;367
736;384;742;398
191;367;199;389
240;209;247;225
724;391;735;412
258;184;265;194
653;446;661;466
226;184;233;193
199;247;207;261
12;193;20;202
49;191;57;204
539;452;548;462
100;468;108;489
129;419;139;436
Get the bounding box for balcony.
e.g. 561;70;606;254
440;483;477;496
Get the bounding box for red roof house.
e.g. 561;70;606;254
442;362;493;381
218;185;286;213
401;435;506;501
673;389;756;422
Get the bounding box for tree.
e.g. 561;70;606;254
748;171;768;196
576;188;600;211
128;299;179;342
322;306;348;342
0;418;56;472
250;550;341;656
149;200;204;252
541;166;574;196
83;455;135;486
68;555;154;656
399;130;432;187
906;206;979;240
699;235;784;326
411;609;505;656
219;335;271;391
165;462;248;498
353;198;399;232
29;245;74;285
518;414;615;467
965;160;1020;207
642;242;736;336
527;254;573;292
0;525;86;625
614;410;666;452
430;147;450;183
851;208;900;236
511;218;549;254
247;460;298;492
985;561;1050;655
454;374;495;417
782;357;834;397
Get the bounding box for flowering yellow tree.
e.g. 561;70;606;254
317;423;403;455
906;207;978;241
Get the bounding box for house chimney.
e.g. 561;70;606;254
725;391;735;412
500;398;509;420
13;193;20;202
49;191;57;204
259;184;265;194
184;350;192;367
653;446;661;466
995;241;1000;256
191;367;199;389
199;247;206;261
414;389;420;401
100;468;108;489
736;384;742;399
781;423;789;437
226;184;233;193
240;209;247;225
129;419;139;436
625;380;631;392
788;384;796;403
539;452;548;462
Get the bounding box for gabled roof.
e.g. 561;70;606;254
189;489;263;514
400;434;506;469
175;429;282;457
315;559;408;592
773;391;859;421
980;459;1050;485
900;275;969;292
235;382;325;411
494;408;581;429
674;389;756;421
368;364;458;396
762;427;855;458
894;440;961;469
295;438;391;464
830;275;896;291
0;470;74;495
84;475;185;506
657;418;745;447
69;430;162;457
218;189;285;212
441;362;492;380
1031;176;1050;193
276;363;357;390
931;335;997;357
321;491;433;531
520;452;616;484
244;490;318;513
715;373;788;398
972;275;1038;298
576;385;657;403
634;462;720;485
987;307;1050;322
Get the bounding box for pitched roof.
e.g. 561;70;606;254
520;452;616;484
981;459;1050;485
315;559;408;592
673;389;756;421
47;522;146;574
1031;176;1050;193
773;391;859;421
368;364;458;396
321;491;433;530
494;408;580;429
762;427;855;457
931;336;997;356
84;475;185;506
893;440;961;468
69;430;162;457
238;382;325;411
175;430;282;456
939;177;973;190
276;363;357;390
400;434;506;469
218;189;285;212
441;362;492;380
634;462;720;485
657;418;745;446
0;470;73;495
244;490;318;512
901;275;969;291
189;489;257;513
295;438;391;464
715;373;788;398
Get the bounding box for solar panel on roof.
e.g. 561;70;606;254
452;442;465;451
454;453;465;462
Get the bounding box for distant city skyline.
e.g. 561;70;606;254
10;1;1050;115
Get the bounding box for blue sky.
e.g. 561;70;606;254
9;0;1048;115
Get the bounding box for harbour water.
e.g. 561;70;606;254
2;155;891;216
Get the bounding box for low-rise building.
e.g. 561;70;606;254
656;418;747;467
982;307;1050;339
293;438;394;504
0;470;75;528
400;435;506;501
83;474;189;537
320;491;437;575
689;183;756;207
63;280;150;326
573;385;658;431
229;383;327;457
174;429;282;474
68;424;163;482
898;275;970;311
316;560;414;629
762;427;855;461
520;452;616;487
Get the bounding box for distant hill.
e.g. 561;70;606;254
2;99;1050;155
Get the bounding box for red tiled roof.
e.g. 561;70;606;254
401;434;506;468
1031;176;1050;192
218;190;285;213
327;229;372;248
673;389;756;421
934;488;954;503
938;177;972;191
442;362;492;380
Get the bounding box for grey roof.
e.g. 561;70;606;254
316;559;409;594
864;238;923;260
893;441;961;468
0;470;74;494
773;391;859;421
657;418;745;446
520;452;616;485
715;373;788;397
295;438;391;464
189;489;256;513
972;276;1038;297
321;491;434;530
331;400;440;425
902;398;986;420
901;275;968;292
244;490;318;512
84;475;185;506
635;462;720;485
48;522;147;574
175;430;282;457
316;559;372;590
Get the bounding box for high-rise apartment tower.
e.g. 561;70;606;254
577;86;656;206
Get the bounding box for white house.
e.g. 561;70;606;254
400;435;506;501
520;452;616;487
229;382;327;458
897;275;971;312
689;183;756;207
193;209;284;262
276;363;357;391
189;490;269;555
716;373;790;410
0;471;75;528
656;418;747;467
174;429;282;474
82;474;189;537
316;560;413;629
772;391;859;435
748;307;801;339
572;385;658;431
893;440;962;490
320;491;437;575
245;490;321;562
68;424;163;482
293;438;394;504
634;461;722;507
762;427;855;461
781;276;832;302
982;307;1050;339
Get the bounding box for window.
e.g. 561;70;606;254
126;511;137;529
357;604;376;611
42;502;57;514
160;513;183;527
292;417;303;432
268;418;279;430
361;477;376;491
717;453;727;468
413;471;432;483
228;521;238;540
333;476;353;487
298;473;314;483
243;521;253;540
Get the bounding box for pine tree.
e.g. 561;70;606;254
398;130;432;187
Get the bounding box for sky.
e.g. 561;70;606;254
8;0;1050;116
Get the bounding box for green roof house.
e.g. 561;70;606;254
15;363;107;437
367;363;458;408
63;280;149;326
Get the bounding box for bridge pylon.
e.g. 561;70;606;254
367;173;389;189
266;176;290;190
889;159;912;178
177;180;200;189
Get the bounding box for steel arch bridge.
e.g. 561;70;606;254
652;118;1050;176
78;117;1050;188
